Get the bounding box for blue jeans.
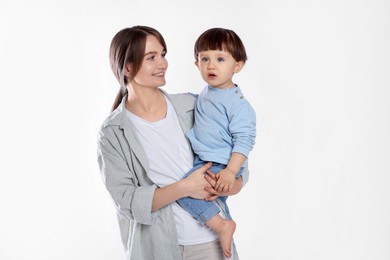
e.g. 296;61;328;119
177;156;243;225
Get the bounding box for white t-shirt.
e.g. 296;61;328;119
126;96;218;245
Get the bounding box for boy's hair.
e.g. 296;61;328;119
194;28;247;63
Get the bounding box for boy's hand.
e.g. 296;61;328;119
204;170;243;200
214;168;237;193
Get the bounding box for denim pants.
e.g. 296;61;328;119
177;156;243;225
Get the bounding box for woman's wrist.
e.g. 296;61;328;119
152;179;191;212
177;178;191;198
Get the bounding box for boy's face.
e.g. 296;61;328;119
195;49;243;89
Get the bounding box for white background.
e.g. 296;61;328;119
1;0;389;259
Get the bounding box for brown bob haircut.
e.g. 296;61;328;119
194;28;247;63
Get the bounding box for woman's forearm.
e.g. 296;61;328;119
151;162;213;212
151;180;189;212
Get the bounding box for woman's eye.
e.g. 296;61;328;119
162;51;167;57
148;55;155;60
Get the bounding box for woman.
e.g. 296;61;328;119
97;25;249;260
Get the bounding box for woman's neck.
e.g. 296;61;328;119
126;86;167;122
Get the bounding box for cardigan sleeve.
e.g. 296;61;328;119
97;127;157;225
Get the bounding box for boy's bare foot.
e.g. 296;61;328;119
206;215;236;258
218;219;236;258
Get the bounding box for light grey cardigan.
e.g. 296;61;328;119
97;91;248;259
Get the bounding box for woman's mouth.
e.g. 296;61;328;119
153;72;165;77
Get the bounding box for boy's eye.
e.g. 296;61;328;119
217;57;224;62
201;57;209;62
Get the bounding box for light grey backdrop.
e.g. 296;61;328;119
1;0;389;259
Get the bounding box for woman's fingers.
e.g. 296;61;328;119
204;170;217;186
205;194;219;201
202;162;212;171
204;185;219;201
206;169;216;179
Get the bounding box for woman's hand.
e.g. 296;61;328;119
203;169;243;201
182;162;213;200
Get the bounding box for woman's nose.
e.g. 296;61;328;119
158;57;168;68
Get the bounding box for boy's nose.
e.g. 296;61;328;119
207;61;215;69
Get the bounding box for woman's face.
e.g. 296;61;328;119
130;35;168;89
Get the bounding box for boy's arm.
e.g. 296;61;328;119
228;97;256;160
204;156;250;198
226;152;247;174
215;152;247;192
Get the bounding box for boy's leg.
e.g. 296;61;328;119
178;161;226;223
178;162;238;258
215;166;245;220
176;196;221;224
176;195;236;258
178;157;222;224
205;214;236;258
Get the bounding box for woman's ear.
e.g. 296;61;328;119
124;64;132;78
234;61;244;73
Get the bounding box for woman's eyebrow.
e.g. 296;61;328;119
144;51;158;56
144;48;166;57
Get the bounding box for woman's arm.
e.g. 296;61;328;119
98;132;150;222
151;162;212;212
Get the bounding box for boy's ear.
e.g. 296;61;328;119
234;61;245;73
194;60;199;67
